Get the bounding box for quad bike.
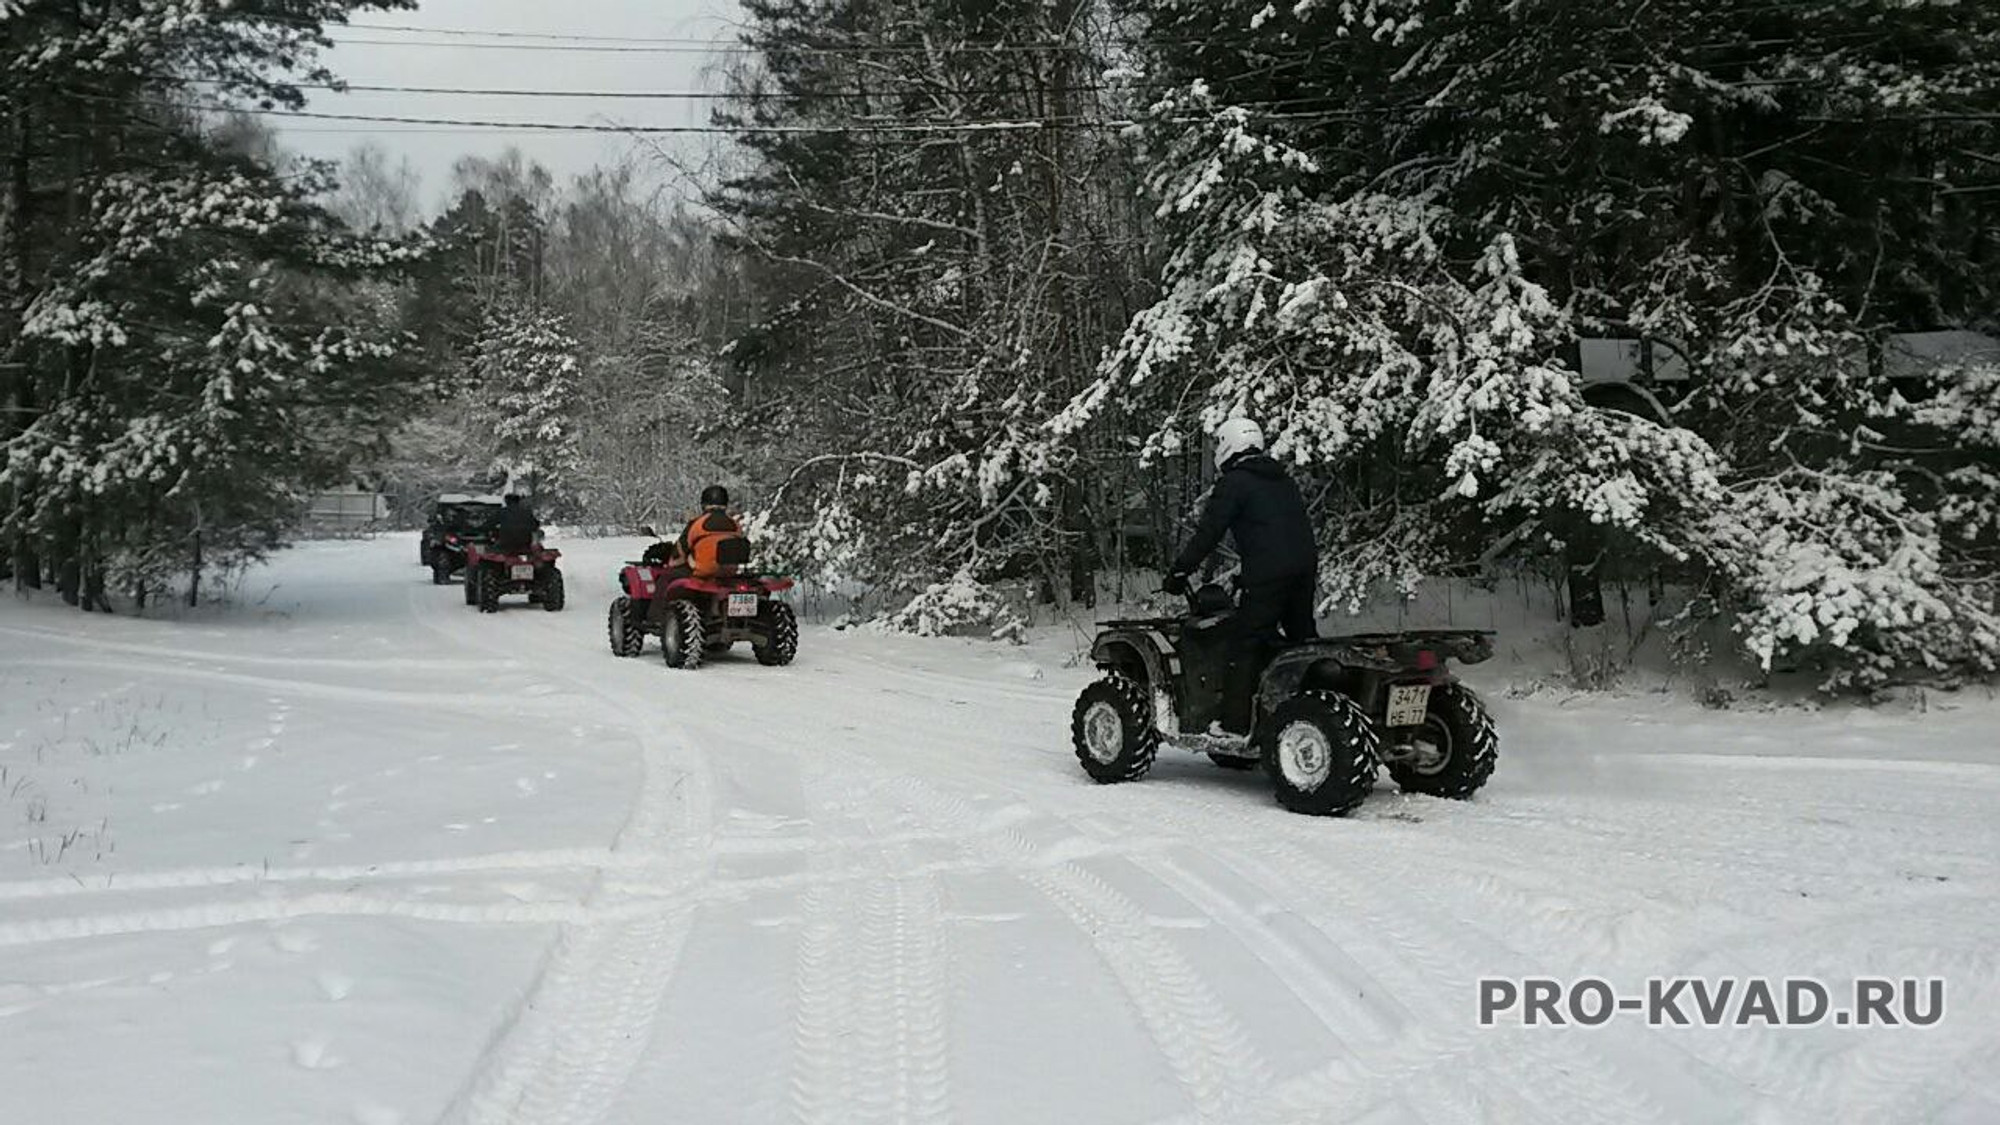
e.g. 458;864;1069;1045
1072;583;1497;816
606;560;798;670
422;494;502;577
429;530;485;585
463;539;566;613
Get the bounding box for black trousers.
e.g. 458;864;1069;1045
1222;572;1318;733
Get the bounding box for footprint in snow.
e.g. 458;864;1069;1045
187;779;224;797
292;1038;342;1070
271;927;319;955
351;1102;404;1125
515;778;538;797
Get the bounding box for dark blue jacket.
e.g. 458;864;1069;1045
1172;452;1317;584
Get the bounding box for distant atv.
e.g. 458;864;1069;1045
423;494;504;583
1072;583;1497;816
463;539;566;614
607;561;798;669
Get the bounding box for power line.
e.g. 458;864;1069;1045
324;35;1122;56
143;98;1146;134
152;75;1171;103
334;21;734;45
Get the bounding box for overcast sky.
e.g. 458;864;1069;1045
279;0;742;213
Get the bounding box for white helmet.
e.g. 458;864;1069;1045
1213;417;1266;467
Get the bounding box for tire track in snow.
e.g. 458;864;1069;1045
13;656;577;717
784;764;952;1125
409;582;719;1125
0;890;640;947
0;623;499;671
692;662;1686;1119
0;848;642;901
1098;782;1683;1122
872;773;1275;1121
1192;835;1671;1125
924;772;1673;1125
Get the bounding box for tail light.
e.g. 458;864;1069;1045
1414;650;1438;671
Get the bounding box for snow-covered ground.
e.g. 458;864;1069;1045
2;536;1996;1125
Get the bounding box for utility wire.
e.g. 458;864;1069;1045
136;98;1149;134
325;35;1112;56
150;75;1176;102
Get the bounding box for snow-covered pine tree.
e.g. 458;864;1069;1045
1;0;423;607
471;302;584;510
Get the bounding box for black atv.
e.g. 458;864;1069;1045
422;495;504;584
1071;583;1498;816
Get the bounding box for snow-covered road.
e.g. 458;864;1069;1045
2;536;1996;1124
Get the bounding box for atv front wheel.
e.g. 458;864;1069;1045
1071;675;1159;783
608;597;645;657
661;601;706;669
1263;691;1379;817
1386;683;1497;799
538;568;566;612
477;565;503;614
431;556;451;586
463;566;480;606
754;602;799;667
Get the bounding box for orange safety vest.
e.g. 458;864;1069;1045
681;509;748;577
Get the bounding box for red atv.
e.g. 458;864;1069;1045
464;540;566;614
607;562;798;669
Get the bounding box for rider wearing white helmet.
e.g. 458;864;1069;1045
1164;417;1320;735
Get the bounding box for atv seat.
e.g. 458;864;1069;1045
714;537;752;568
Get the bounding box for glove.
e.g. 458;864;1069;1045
1161;572;1190;597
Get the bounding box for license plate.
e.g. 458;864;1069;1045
727;593;759;617
510;565;535;581
1385;684;1431;727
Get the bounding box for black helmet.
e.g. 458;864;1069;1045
503;493;523;507
700;485;729;508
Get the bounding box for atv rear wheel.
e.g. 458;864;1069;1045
754;602;799;667
607;597;645;657
463;566;480;606
477;565;503;614
538;568;565;612
431;556;451;586
1263;691;1379;817
661;601;706;669
1071;675;1159;783
1386;683;1497;799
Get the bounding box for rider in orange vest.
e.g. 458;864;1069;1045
678;485;747;578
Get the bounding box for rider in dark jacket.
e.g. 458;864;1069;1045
1165;419;1319;734
491;493;540;554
